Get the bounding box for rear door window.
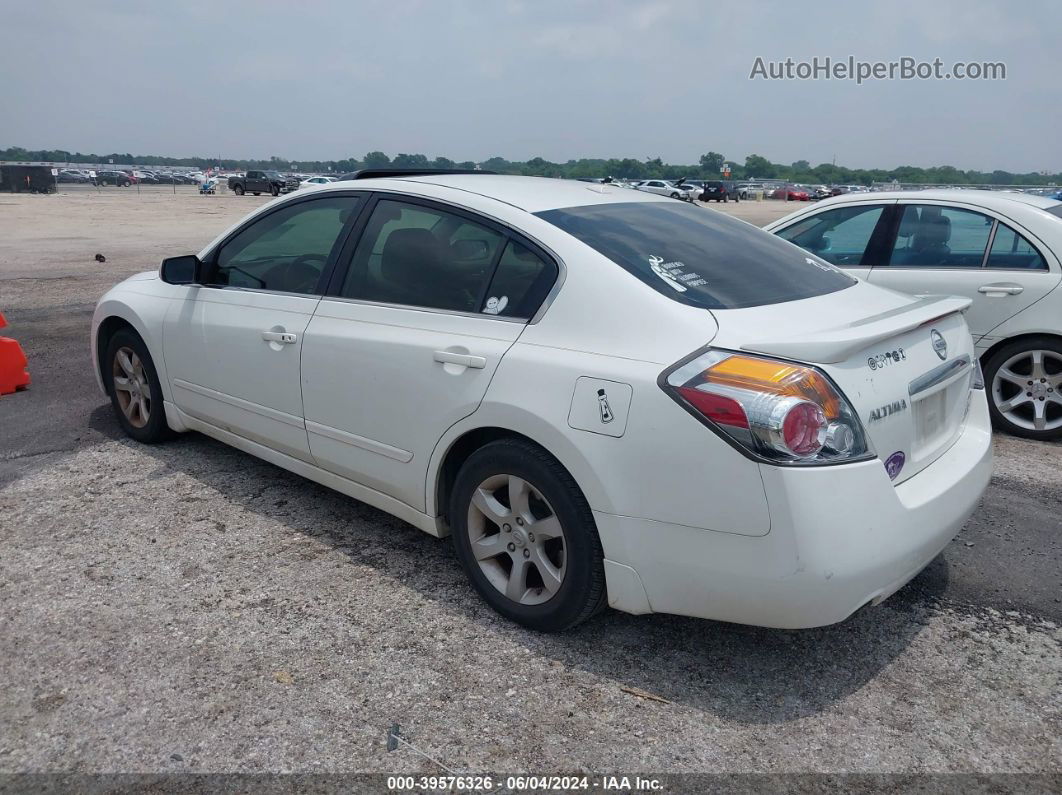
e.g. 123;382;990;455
536;200;854;309
887;205;993;268
339;199;505;313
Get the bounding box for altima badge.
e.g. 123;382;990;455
931;329;948;360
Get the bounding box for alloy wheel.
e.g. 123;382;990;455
465;474;567;606
112;346;151;428
991;349;1062;432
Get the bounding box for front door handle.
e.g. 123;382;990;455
978;284;1024;296
433;350;486;369
262;330;297;344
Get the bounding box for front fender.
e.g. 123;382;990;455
91;282;173;402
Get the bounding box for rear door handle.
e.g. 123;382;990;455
433;350;486;369
978;284;1023;296
262;330;297;344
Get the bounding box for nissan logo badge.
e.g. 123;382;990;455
930;329;947;361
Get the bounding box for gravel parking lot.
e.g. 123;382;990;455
0;189;1059;780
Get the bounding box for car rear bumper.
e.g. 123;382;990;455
596;392;993;628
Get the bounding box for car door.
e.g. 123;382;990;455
163;193;365;461
866;202;1061;342
300;195;559;510
772;201;893;281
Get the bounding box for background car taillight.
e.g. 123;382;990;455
663;349;871;464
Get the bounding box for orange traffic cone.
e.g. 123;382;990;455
0;311;31;395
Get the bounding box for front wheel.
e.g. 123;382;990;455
450;439;606;632
104;329;172;444
270;185;280;197
984;337;1062;440
670;192;680;199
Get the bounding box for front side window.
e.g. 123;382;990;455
340;200;505;313
537;201;854;310
211;196;360;294
986;223;1047;270
775;204;886;266
887;205;993;268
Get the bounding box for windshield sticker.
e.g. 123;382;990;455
647;254;707;293
483;296;508;315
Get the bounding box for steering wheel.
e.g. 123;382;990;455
286;254;328;293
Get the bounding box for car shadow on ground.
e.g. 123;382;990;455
86;405;947;726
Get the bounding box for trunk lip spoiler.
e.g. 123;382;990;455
740;296;972;364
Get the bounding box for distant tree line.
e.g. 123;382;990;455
1;146;1058;186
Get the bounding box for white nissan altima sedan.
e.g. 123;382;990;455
91;171;992;632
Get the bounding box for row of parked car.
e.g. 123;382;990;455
56;168;208;186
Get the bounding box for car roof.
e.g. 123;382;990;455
325;173;672;213
816;188;1061;212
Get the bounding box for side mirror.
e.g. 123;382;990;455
160;254;203;285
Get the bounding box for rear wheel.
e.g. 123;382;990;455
104;329;172;444
985;338;1062;441
450;439;606;632
234;184;245;196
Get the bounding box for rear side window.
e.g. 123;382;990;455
536;201;854;310
482;239;557;318
987;223;1048;270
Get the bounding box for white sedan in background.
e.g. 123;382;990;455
299;176;337;189
766;190;1062;440
91;174;991;631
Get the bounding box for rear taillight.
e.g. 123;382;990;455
663;349;871;464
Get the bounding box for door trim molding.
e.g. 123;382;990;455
172;378;305;429
306;420;414;463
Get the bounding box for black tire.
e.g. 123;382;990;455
669;192;679;199
983;336;1062;441
234;184;246;195
270;185;280;197
450;439;607;632
103;328;173;444
253;192;261;196
723;195;729;203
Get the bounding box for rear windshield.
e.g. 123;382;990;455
536;201;855;309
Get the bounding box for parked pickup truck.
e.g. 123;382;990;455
228;170;298;196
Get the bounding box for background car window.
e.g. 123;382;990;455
213;196;360;294
775;205;885;266
480;239;557;318
340;200;505;312
987;223;1048;270
537;201;854;310
888;205;993;268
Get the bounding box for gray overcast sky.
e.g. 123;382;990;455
2;0;1058;171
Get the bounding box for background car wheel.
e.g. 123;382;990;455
984;337;1062;440
103;329;173;444
670;192;679;199
234;185;245;195
270;185;280;197
450;439;606;632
